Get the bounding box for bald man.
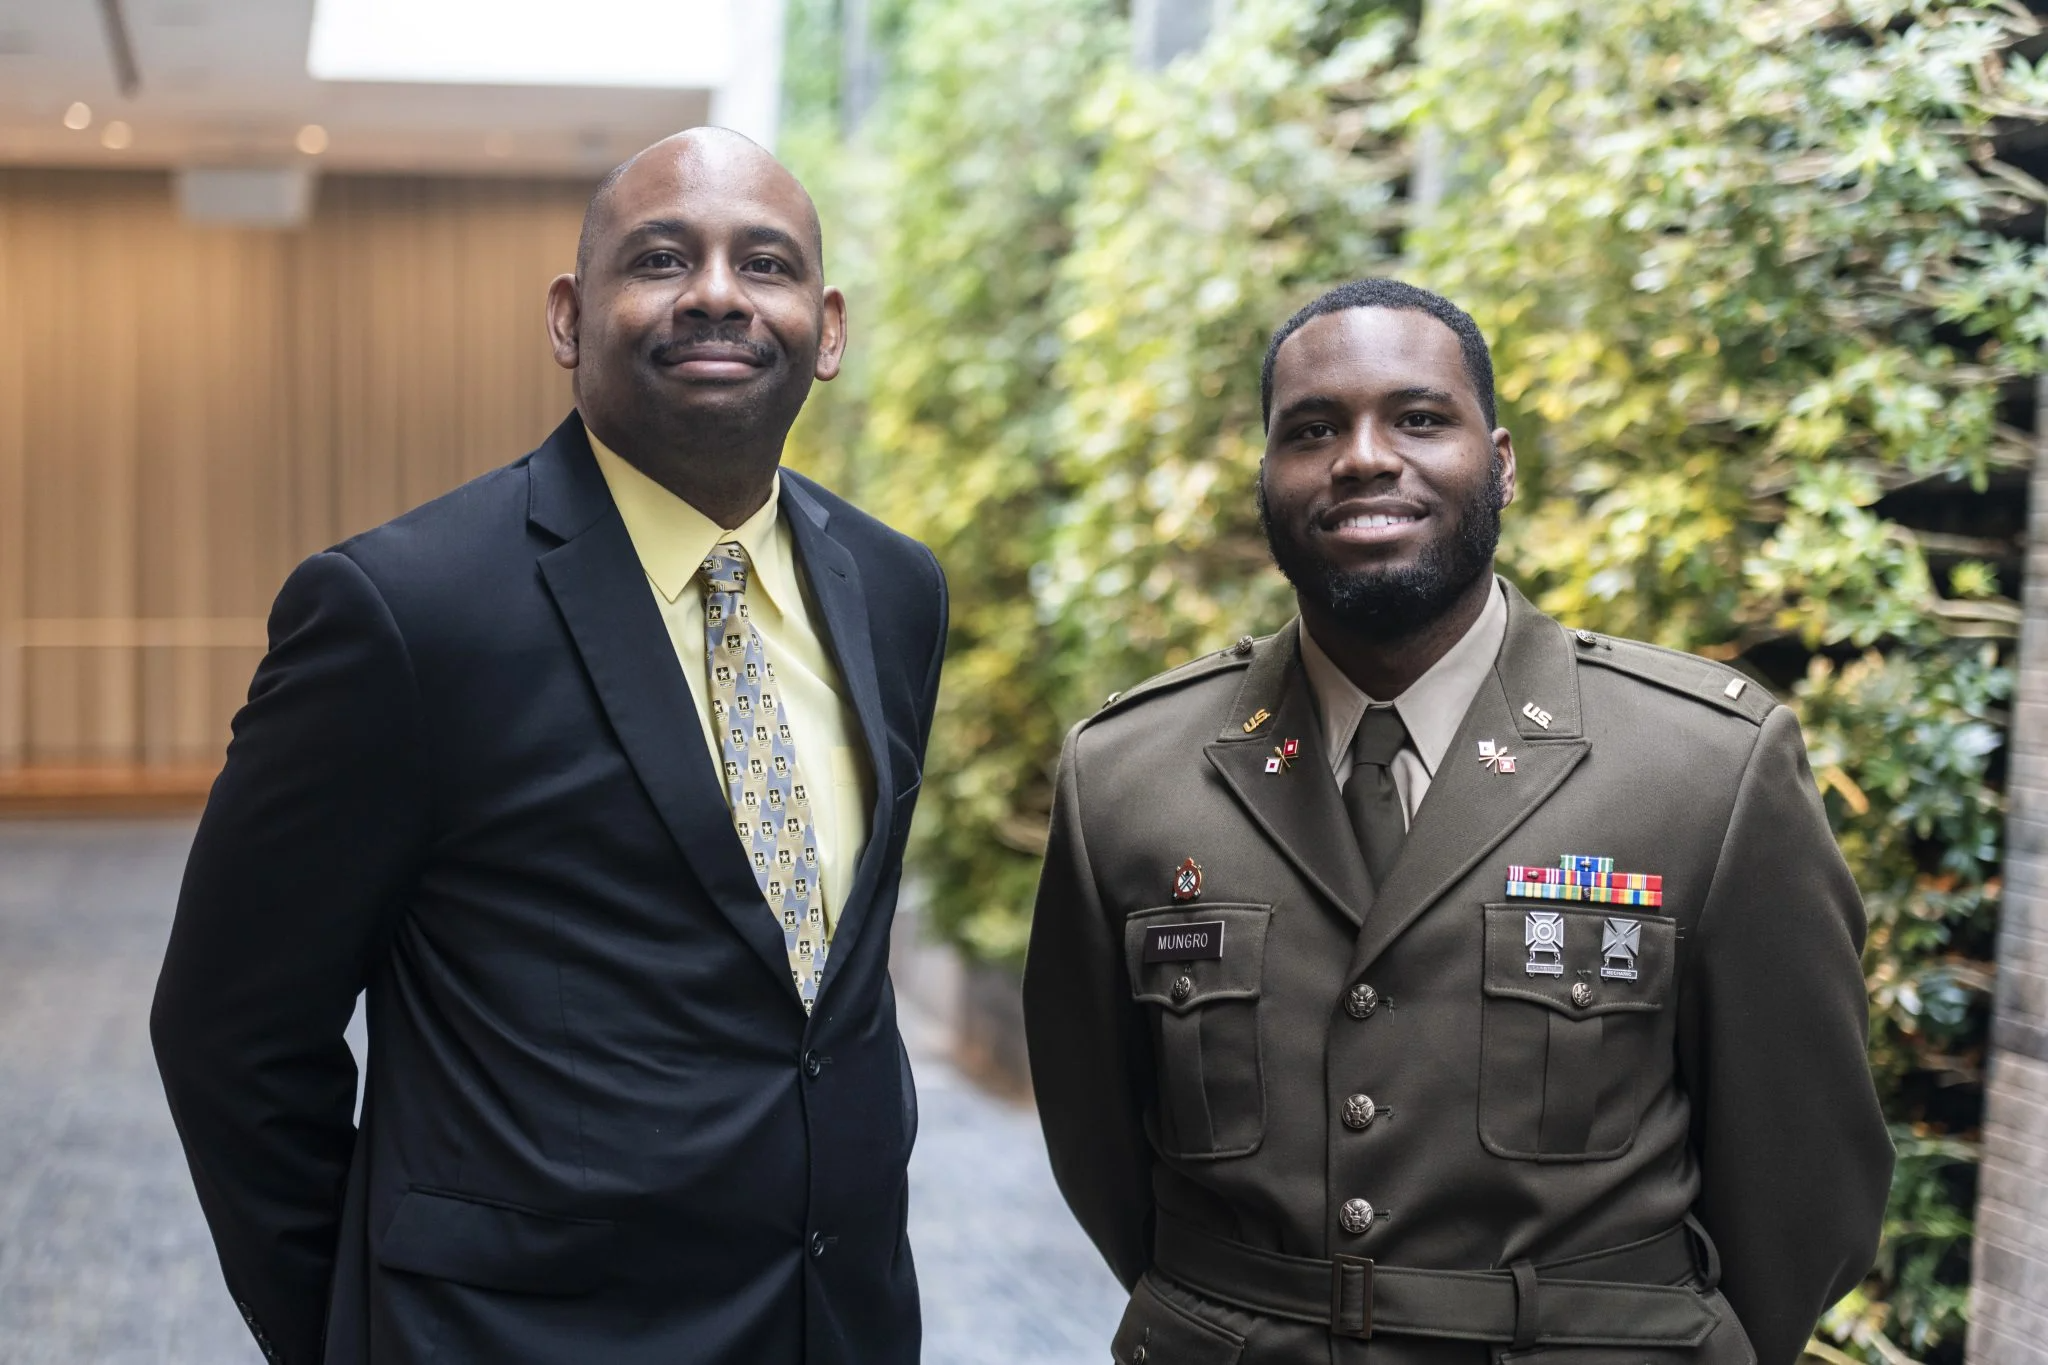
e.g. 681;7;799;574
152;130;947;1365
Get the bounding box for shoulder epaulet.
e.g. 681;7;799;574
1567;629;1777;725
1087;635;1263;726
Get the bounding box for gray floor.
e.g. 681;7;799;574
0;821;1123;1364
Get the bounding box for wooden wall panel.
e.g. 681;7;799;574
0;169;587;774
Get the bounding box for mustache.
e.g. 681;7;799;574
649;327;778;367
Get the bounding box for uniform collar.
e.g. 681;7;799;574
586;424;796;613
1298;577;1509;777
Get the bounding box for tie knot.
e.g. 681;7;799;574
701;540;750;595
1352;706;1409;768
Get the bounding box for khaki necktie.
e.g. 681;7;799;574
701;541;828;1012
1343;706;1410;888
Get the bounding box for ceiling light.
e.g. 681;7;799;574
101;121;132;150
307;0;731;88
296;124;329;155
63;102;92;130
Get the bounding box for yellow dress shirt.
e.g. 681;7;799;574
588;427;872;935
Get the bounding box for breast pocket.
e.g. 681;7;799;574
1124;903;1270;1160
1479;903;1677;1161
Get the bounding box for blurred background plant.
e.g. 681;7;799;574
780;0;2048;1357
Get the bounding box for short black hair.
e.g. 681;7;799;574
576;157;636;278
1261;278;1497;430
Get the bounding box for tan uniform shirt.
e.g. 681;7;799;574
588;428;871;934
1298;577;1508;827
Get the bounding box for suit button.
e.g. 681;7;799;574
1345;983;1379;1019
1339;1198;1376;1235
1341;1094;1378;1130
810;1231;830;1258
1170;975;1194;1003
803;1050;824;1079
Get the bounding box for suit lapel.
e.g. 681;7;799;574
529;417;801;1002
1346;584;1589;977
1205;621;1375;928
779;474;896;1001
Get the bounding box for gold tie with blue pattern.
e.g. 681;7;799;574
701;541;827;1012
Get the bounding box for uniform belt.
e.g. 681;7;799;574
1152;1212;1722;1346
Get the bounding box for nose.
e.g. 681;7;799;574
1329;422;1402;484
679;252;751;323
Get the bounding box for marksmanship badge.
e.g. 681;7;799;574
1601;917;1641;981
1524;910;1566;977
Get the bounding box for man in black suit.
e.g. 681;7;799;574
152;128;947;1364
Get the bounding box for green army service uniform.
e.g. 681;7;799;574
1023;582;1891;1365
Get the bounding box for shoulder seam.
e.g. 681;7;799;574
1084;638;1260;727
1570;631;1776;725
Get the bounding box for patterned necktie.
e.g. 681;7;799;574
701;541;827;1013
1343;706;1410;889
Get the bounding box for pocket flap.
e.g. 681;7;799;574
1112;1275;1246;1365
1124;904;1270;1014
1484;903;1675;1016
378;1187;615;1296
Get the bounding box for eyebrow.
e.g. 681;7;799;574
617;219;809;266
1271;394;1345;426
1388;385;1459;407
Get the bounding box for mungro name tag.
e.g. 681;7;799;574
1143;921;1226;963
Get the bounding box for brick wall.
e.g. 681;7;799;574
1970;402;2048;1364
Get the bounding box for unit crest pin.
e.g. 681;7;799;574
1172;857;1204;903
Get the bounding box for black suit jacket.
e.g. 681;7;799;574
152;415;948;1365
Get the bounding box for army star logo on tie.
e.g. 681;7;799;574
702;541;827;1013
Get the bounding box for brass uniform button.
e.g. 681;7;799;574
1345;983;1379;1019
1575;629;1597;646
1171;974;1194;1003
1339;1197;1376;1235
1342;1094;1378;1130
1571;981;1594;1008
1233;635;1255;656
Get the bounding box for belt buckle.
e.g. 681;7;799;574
1330;1254;1375;1339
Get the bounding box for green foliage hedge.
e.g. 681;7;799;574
782;0;2047;1356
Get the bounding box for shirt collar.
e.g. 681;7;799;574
585;424;796;613
1299;577;1509;778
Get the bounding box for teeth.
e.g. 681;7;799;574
1338;514;1419;529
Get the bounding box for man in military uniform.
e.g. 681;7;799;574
1023;279;1891;1365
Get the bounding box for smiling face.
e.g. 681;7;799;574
1260;305;1515;641
548;130;845;468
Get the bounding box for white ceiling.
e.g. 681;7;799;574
0;1;782;177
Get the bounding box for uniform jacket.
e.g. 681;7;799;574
152;415;947;1365
1025;584;1890;1365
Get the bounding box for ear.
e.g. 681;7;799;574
1493;427;1518;508
546;274;581;370
813;286;847;382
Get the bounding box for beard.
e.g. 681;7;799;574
1259;457;1504;641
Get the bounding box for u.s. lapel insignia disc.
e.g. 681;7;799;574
1172;857;1204;902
